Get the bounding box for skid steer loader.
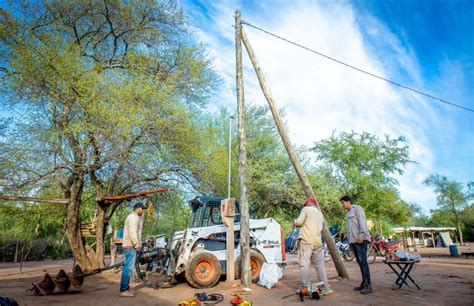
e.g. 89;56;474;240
168;196;286;288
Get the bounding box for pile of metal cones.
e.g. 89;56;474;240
30;262;123;296
31;265;86;296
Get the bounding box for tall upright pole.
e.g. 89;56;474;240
240;26;349;278
235;10;251;286
228;115;234;199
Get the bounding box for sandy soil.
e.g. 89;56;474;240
1;246;473;306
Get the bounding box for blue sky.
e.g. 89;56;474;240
179;0;473;213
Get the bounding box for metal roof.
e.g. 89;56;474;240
392;226;456;233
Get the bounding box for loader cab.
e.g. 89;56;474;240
188;196;241;228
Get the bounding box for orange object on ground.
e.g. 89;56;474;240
178;298;201;306
230;295;252;306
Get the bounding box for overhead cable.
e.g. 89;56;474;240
240;20;473;113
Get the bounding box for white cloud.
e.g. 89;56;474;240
183;0;466;214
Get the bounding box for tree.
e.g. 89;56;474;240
195;105;350;233
312;131;412;233
0;0;216;269
408;203;431;227
461;203;474;242
423;174;473;245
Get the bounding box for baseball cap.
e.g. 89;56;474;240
304;197;317;205
133;202;148;210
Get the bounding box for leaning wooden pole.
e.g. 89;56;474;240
240;26;349;278
235;10;251;286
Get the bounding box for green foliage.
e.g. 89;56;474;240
312;131;412;232
142;191;191;238
313;131;410;191
423;174;471;218
423;174;473;243
193;105;308;221
407;203;474;242
307;167;345;226
461;204;474;241
430;209;456;227
0;201;64;241
0;238;68;262
0;0;218;194
0;198;67;261
0;0;219;264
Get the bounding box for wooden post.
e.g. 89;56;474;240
431;232;436;248
240;25;349;278
411;231;417;251
221;199;236;282
110;238;116;265
235;10;251;286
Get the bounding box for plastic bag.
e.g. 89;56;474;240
257;263;283;289
395;249;422;261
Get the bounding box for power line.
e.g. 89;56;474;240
240;20;474;113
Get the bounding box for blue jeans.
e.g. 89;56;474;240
351;241;371;285
120;247;137;292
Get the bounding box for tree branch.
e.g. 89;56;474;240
0;195;68;204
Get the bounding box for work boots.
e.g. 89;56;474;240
353;282;364;291
360;283;372;294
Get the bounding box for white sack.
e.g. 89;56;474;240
257;263;283;289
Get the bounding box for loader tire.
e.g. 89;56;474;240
185;252;221;288
235;250;265;283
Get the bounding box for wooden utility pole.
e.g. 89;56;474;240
240;26;349;278
235;10;251;286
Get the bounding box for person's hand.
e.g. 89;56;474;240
135;246;142;252
355;237;364;244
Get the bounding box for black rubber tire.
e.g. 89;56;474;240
185;252;221;288
174;272;186;283
235;250;266;283
343;250;355;262
367;246;377;264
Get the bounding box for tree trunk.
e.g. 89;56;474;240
93;204;107;268
457;222;464;245
64;173;97;270
14;239;19;263
91;169;107;269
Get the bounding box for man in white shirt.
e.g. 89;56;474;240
120;202;146;297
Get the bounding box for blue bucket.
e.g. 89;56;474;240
116;228;124;239
449;245;459;257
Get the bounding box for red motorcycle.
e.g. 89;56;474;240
367;234;400;264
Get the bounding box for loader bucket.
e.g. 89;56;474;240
53;269;71;293
68;265;84;289
32;273;55;296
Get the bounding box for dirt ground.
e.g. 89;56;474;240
1;246;473;306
